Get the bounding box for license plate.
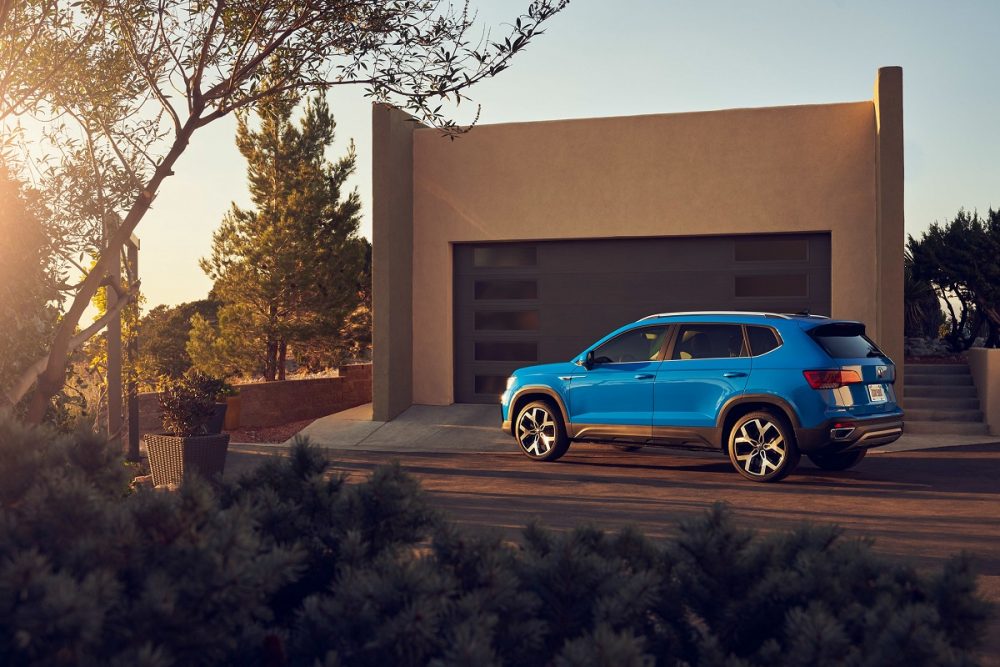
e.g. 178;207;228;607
867;384;887;403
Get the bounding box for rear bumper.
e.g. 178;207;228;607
794;414;904;454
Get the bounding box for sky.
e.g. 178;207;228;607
137;0;1000;309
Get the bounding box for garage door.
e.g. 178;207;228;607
454;233;831;403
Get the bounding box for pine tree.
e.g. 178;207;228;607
197;64;366;380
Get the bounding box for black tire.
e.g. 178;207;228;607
727;410;800;482
514;400;570;462
614;445;643;452
808;449;867;471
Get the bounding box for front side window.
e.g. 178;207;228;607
592;326;668;364
672;324;747;360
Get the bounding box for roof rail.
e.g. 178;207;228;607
638;311;791;321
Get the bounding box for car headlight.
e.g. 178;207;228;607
506;376;515;391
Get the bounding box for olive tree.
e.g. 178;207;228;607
1;0;569;422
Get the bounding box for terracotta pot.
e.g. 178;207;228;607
224;395;242;430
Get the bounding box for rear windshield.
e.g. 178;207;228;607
810;323;884;359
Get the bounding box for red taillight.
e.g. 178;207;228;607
803;369;863;389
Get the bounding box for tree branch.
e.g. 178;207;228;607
3;281;140;409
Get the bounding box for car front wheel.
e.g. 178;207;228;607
727;411;800;482
514;400;570;462
808;449;866;471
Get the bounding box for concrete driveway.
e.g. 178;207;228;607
280;402;998;455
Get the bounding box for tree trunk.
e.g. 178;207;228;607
986;320;1000;349
982;305;1000;349
264;338;277;381
263;303;279;381
21;116;201;423
278;339;287;381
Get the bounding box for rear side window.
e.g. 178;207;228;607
746;326;781;356
672;324;747;360
810;323;883;359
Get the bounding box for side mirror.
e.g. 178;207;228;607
584;350;595;370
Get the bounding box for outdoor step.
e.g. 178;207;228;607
906;373;975;384
904;374;973;387
904;396;981;411
904;420;990;436
904;364;970;375
905;385;979;399
904;408;983;422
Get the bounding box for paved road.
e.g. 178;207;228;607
227;441;1000;659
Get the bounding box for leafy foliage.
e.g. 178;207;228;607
903;249;943;339
0;166;60;411
157;371;230;437
136;299;220;385
909;209;1000;349
294;238;373;369
0;414;990;666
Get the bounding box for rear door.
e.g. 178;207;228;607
808;322;899;415
653;323;752;429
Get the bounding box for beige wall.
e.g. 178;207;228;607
411;104;887;406
372;68;904;410
874;67;905;400
372;106;422;420
968;348;1000;436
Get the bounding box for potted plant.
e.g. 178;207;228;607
182;372;235;435
145;372;231;487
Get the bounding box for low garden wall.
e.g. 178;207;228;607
138;363;372;435
967;348;1000;436
237;364;372;428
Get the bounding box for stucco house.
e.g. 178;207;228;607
371;67;904;421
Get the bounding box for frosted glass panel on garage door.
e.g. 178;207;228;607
453;234;831;403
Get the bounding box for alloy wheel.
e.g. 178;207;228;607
731;417;787;477
517;405;557;457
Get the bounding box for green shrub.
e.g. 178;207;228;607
0;413;991;666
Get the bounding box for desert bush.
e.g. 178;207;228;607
0;414;990;666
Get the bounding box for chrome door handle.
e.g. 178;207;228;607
634;374;654;380
723;371;747;378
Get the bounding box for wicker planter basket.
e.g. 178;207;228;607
144;433;230;487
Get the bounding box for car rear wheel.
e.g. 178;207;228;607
515;400;570;462
808;449;866;471
727;411;800;482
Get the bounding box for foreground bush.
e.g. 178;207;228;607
0;415;990;666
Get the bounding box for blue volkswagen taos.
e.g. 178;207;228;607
500;312;904;482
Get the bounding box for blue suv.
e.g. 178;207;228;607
500;312;904;482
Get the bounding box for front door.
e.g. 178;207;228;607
567;325;669;440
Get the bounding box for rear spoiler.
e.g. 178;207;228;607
805;321;867;336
